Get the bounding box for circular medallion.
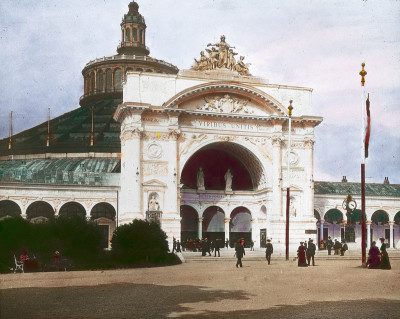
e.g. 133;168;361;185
147;143;162;159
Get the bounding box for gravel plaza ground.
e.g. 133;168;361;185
1;249;399;319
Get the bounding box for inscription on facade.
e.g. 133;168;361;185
143;162;168;176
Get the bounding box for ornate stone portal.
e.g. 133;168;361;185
114;61;323;252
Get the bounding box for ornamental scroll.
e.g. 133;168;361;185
192;35;250;75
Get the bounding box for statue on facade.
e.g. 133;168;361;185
207;35;235;68
148;193;160;211
234;56;250;75
191;36;251;75
197;167;205;190
224;169;233;191
193;51;209;71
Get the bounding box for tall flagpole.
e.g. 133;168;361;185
359;63;367;265
285;100;293;261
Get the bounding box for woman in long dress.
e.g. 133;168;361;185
379;238;391;270
297;242;308;267
366;241;380;269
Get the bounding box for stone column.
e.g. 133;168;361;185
164;129;180;215
320;220;324;246
224;218;230;243
389;221;394;248
114;106;144;224
303;138;315;218
366;220;372;249
198;218;203;239
272;136;282;216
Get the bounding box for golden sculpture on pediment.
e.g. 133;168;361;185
192;35;250;75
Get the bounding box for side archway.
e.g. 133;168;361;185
26;201;55;222
180;205;199;243
59;202;86;219
0;200;22;219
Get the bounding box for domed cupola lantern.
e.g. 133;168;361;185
117;1;149;56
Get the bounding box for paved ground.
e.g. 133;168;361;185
1;249;399;318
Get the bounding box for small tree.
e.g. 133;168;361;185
111;219;169;263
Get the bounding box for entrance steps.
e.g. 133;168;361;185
181;248;400;262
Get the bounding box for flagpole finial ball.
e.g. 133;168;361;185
359;63;367;86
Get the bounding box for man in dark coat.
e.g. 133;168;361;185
265;239;273;265
235;240;245;267
334;239;342;255
326;236;333;255
214;239;221;257
306;239;316;266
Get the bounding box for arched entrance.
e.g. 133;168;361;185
371;210;389;245
230;207;252;247
26;201;55;222
180;205;198;242
202;206;225;243
59;202;86;219
324;209;343;241
180;141;265;248
0;200;21;219
90;202;116;249
181;143;254;190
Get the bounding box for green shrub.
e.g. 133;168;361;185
111;219;169;263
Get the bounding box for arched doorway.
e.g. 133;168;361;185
0;200;21;219
59;202;86;219
371;210;389;245
202;206;225;244
26;201;55;222
90;202;116;249
395;211;400;248
324;209;343;241
180;205;198;242
230;207;252;247
181;144;254;190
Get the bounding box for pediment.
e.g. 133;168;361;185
163;81;287;117
142;179;167;188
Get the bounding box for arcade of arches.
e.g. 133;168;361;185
0;200;116;249
314;208;400;249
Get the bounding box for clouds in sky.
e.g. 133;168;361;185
0;0;399;183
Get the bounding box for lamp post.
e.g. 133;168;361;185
285;100;293;261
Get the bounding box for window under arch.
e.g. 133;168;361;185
59;202;86;219
114;68;122;90
90;202;116;221
26;201;55;220
97;70;103;92
105;69;112;91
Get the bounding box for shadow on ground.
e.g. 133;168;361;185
1;284;399;319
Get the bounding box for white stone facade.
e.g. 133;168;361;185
114;69;322;252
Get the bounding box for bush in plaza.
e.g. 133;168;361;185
111;219;172;264
0;216;103;272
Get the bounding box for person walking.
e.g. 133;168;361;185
235;239;245;268
306;239;316;266
265;239;273;265
214;239;221;257
379;238;391;269
172;237;177;253
334;239;342;255
340;240;348;256
366;241;381;269
326;236;333;255
176;240;181;253
225;238;229;248
297;242;308;267
250;240;255;251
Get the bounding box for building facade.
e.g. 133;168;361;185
1;1;399;253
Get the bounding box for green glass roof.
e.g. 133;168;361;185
315;181;400;197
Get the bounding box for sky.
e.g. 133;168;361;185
0;0;399;184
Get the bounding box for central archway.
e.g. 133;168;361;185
202;206;225;243
230;207;252;247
